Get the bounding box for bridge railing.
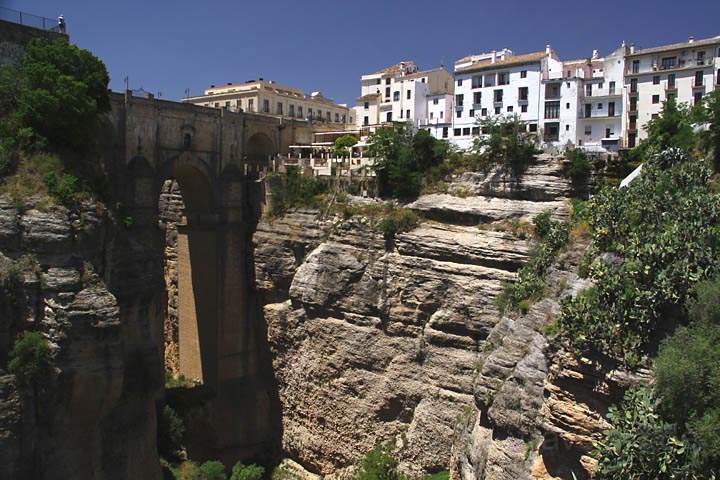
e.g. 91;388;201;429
0;7;65;33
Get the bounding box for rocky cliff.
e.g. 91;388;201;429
0;197;164;480
253;154;626;478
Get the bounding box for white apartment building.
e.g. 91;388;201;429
625;35;720;147
183;78;354;126
354;61;453;132
451;47;563;150
422;92;454;140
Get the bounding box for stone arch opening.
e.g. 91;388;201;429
158;156;218;390
246;131;276;168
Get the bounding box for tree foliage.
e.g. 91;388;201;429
8;331;51;385
230;463;265;480
354;444;401;480
472;115;539;177
367;123;448;199
157;405;185;459
0;37;110;153
334;134;358;159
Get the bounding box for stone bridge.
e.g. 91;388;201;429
104;91;314;461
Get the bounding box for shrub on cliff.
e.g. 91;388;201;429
158;405;185;459
472;114;539;178
199;461;227;480
230;462;264;480
0;37;110;154
354;444;401;480
563;147;591;192
377;207;420;237
8;331;51;385
558;149;720;359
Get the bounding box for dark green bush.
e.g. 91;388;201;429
354;444;401;480
44;171;79;205
472;115;539;177
532;211;552;238
157;405;185;459
8;331;51;385
199;461;227;480
377;207;420;237
230;462;265;480
564;148;591;190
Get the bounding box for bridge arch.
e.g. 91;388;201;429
246;131;276;167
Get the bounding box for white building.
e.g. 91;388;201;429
421;92;454;140
183;78;354;126
625;35;720;147
354;61;453;134
451;47;563;150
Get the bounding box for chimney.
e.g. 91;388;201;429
689;35;695;43
630;43;635;54
546;43;552;56
491;50;497;64
592;49;599;59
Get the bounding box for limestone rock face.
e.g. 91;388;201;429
0;197;162;480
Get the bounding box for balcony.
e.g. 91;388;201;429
472;103;482;110
693;81;706;90
493;100;503;107
518;98;529;105
455;104;464;111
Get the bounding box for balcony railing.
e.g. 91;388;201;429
0;7;64;32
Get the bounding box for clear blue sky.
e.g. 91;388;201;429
5;0;720;105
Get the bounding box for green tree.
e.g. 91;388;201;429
199;461;227;480
157;405;185;459
0;37;110;153
694;89;720;171
472;114;538;177
334;134;358;159
230;463;265;480
354;444;401;480
8;331;51;385
634;98;695;158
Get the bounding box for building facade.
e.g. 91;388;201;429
354;61;453;132
451;47;563;149
183;78;354;126
625;36;720;147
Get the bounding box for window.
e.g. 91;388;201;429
473;91;482;104
630;97;637;111
521;104;528;113
566;102;570;109
400;109;403;119
667;93;675;102
631;60;640;73
277;103;283;115
472;127;480;135
385;87;391;98
386;112;392;122
597;103;603;109
494;106;501;114
668;73;676;88
363;116;369;126
248;98;254;112
457;79;463;86
518;86;528;101
493;89;503;102
224;101;231;109
609;81;616;94
455;94;464;106
565;124;569;131
630;78;638;93
697;51;706;65
463;127;471;136
308;108;313;118
472;75;482;88
406;109;410;119
407;90;411;99
214;102;219;108
661;57;677;69
376;79;381;85
598;82;604;90
364;101;369;109
262;99;270;113
342;114;346;123
335;113;340;122
481;108;487;116
653;75;660;85
456;110;461;118
695;71;703;87
605;128;612;138
528;124;538;133
586;84;592;96
183;133;192;149
326;111;331;121
385;78;391;85
652;94;660;104
430;111;434;119
584;125;592;135
484;74;495;87
421;78;426;83
628;133;636;148
652;113;659;119
433;98;439;105
608;102;615;117
694;92;703;104
440;111;444;119
454;128;461;136
289;104;295;116
469;109;474;117
520;70;527;78
393;91;400;101
297;106;303;117
545;101;560;119
442;127;448;138
584;103;592;118
507;106;513;112
498;72;509;85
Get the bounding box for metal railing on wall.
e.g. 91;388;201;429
0;7;64;33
